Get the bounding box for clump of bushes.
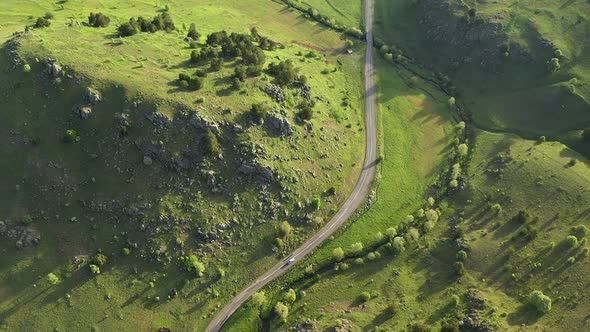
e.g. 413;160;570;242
34;13;54;28
249;103;268;124
187;23;201;40
88;12;110;27
267;60;305;86
118;13;176;37
177;73;203;91
297;100;315;121
181;254;206;277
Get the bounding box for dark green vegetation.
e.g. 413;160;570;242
0;1;366;330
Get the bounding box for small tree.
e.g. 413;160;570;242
283;289;297;303
571;225;589;240
385;227;398;239
249;103;268;123
564;235;579;249
359;291;371;302
251;291;267;308
547;58;560;73
274;301;289;319
47;273;60;285
457;143;468;157
88;13;111;27
92;253;108;266
64;129;77;143
333;247;345;261
182;254;206;277
187;23;201;40
528;290;551;314
350;242;364;254
279;221;292;237
453;261;466;276
202;129;221;157
89;264;101;275
392;236;406;252
34;17;51;28
456;250;468;262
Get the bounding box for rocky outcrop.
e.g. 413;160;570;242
266;113;293;136
79;105;92;119
261;84;285;103
45;58;62;77
85;87;102;104
0;220;41;249
238;162;276;183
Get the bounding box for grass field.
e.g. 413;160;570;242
297;0;363;29
223;54;456;331
0;1;367;330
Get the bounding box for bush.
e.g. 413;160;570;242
456;250;468;262
92;253;108;266
392;236;406;252
118;22;138;37
122;247;131;256
457;143;468;156
267;60;299;86
333;247;345;261
182;254;206;277
88;12;110;27
582;128;590;142
547;58;560;72
490;203;502;215
89;264;101;275
274;301;289;319
210;58;223;71
283;289;297;303
310;197;321;210
202;129;221;157
47;273;60;285
350;242;364;254
453;261;466;276
528;290;551;314
571;225;589;240
564;235;579;249
279;221;292;237
249;103;268;123
359;291;371;302
22;214;33;225
251;291;267;307
187;23;201;40
34;16;51;28
385;227;397;239
298;100;314;120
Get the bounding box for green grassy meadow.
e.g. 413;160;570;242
296;0;363;29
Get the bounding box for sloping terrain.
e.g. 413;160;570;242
0;1;366;331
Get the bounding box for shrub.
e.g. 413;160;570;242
456;250;468;262
267;60;299;86
122;247;131;256
350;242;364;254
210;58;223;71
359;291;371;302
392;236;406;252
47;273;60;285
283;289;297;303
457;143;468;156
34;17;51;28
528;290;551;314
367;252;377;260
182;254;206;277
515;210;532;224
249;103;268;123
582;128;590;142
88;12;110;27
279;221;292;237
564;235;579;249
447;97;456;108
310;197;321;210
405;227;420;243
571;225;589;240
246;65;262;77
425;209;439;223
187;23;201;40
333;247;345;261
274;301;289;319
89;264;101;275
490;203;502;215
547;58;560;72
251;291;267;307
202;129;221;157
354;257;364;265
22;214;33;225
298;100;314;121
92;253;108;266
385;227;398;239
274;237;284;247
454;261;466;276
118;22;138;37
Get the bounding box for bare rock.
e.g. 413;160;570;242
85;87;102;104
79;105;92;119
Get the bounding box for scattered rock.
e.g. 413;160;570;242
85;87;101;104
79;105;92;120
261;84;285;103
143;156;153;166
266;112;293;136
45;58;62;77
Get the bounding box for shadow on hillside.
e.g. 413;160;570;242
506;304;541;326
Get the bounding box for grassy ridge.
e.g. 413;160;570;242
0;1;367;330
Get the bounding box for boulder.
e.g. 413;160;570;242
143;156;153;166
85;87;102;104
238;162;275;183
266;113;293;136
79;105;92;119
45;58;62;77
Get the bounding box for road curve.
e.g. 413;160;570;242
205;0;377;330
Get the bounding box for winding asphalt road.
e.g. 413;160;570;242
205;0;377;330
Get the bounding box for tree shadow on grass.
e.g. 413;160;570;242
506;304;541;327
